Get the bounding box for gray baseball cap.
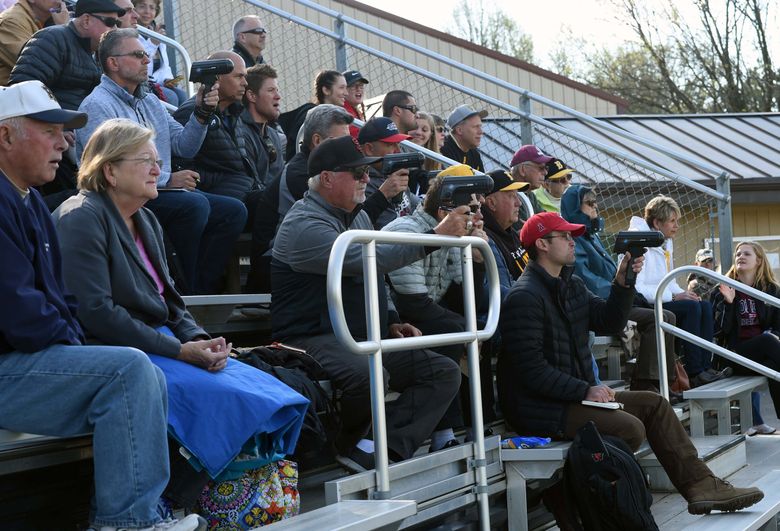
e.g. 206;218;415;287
446;105;488;128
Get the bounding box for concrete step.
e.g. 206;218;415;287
640;435;747;492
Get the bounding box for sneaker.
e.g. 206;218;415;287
685;475;764;514
92;514;207;531
336;447;376;472
429;439;460;453
749;423;777;436
707;367;734;378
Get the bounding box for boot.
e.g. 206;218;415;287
684;474;764;514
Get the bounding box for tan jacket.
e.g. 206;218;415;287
0;0;40;85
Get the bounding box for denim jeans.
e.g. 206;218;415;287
664;299;714;376
0;344;169;527
147;190;247;294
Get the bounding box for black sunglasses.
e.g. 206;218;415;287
333;165;370;180
241;27;267;35
398;104;419;114
112;50;150;60
88;13;121;28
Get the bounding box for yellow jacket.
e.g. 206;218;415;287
0;0;41;86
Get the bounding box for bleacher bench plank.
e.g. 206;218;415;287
683;470;780;530
684;376;767;437
264;499;416;530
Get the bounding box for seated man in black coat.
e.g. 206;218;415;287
498;211;763;516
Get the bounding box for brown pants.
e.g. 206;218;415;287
563;390;711;494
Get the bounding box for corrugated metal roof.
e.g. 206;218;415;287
480;113;780;184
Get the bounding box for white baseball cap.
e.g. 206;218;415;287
0;81;87;129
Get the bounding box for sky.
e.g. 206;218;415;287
358;0;780;72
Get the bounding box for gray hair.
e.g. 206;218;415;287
302;104;353;151
232;15;262;40
98;28;140;71
308;174;321;191
0;116;27;138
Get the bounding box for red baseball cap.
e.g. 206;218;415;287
520;212;586;249
510;145;554;167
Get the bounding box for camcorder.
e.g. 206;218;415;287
381;152;426;203
613;231;665;287
439;174;494;210
189;59;235;95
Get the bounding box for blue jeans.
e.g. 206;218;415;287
0;344;169;527
664;299;714;376
147;190;247;294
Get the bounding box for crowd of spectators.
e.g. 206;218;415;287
0;1;772;527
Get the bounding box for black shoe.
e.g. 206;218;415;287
429;439;460;453
691;368;730;387
336;448;375;472
707;367;733;378
669;390;684;405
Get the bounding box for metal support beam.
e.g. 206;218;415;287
519;94;533;145
334;15;348;71
715;172;734;272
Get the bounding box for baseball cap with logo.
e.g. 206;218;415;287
0;81;87;129
695;248;714;262
519;211;586;249
545;158;575;181
357;117;411;144
75;0;126;17
308;136;382;176
486;169;528;195
446;105;488;128
342;70;369;86
510;145;554;167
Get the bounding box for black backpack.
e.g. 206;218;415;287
564;421;659;531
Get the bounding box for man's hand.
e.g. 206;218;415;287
585;384;616;403
195;82;220;111
168;170;200;190
179;337;231;372
469;221;488;262
378;169;409;199
615;252;645;288
388;323;422;338
672;290;701;302
51;2;70;24
63;130;75;148
433;205;472;237
718;283;736;304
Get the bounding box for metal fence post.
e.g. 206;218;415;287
334;15;348;71
715;172;734;272
519;93;533;145
162;0;179;77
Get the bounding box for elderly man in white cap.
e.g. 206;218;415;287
0;80;205;531
440;104;487;172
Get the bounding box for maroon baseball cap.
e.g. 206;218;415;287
519;212;586;249
510;145;554;167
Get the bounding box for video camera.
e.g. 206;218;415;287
613;231;665;287
189;59;234;95
439;174;494;210
381;152;426;203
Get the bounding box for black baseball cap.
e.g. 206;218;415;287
342;70;369;86
75;0;126;16
308;136;382;176
486;170;529;195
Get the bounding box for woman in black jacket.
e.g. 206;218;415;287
712;241;780;434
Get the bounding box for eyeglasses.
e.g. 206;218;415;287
583;199;597;207
441;203;481;214
522;162;547;173
88;13;121;28
333;165;370;180
542;233;574;242
549;175;572;183
435;126;445;133
112;50;150;60
397;104;419;114
115;156;163;169
241;27;267;35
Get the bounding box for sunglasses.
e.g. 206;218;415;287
241;27;267;35
333;165;370;180
583;199;597;207
441;203;480;214
398;104;419;114
435;126;445;133
112;50;150;60
88;13;121;28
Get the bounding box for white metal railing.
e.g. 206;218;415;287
654;266;780;400
136;26;195;97
326;230;501;531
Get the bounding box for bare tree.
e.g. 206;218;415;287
449;0;534;63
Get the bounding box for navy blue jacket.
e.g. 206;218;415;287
0;174;83;354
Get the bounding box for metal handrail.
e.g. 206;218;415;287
244;0;725;201
136;26;195;97
278;0;732;183
327;230;500;531
654;266;780;401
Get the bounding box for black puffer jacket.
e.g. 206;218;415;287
711;282;780;349
173;98;257;201
497;260;634;437
10;22;100;111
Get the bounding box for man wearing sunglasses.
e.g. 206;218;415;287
381;89;418;135
76;29;245;295
272;135;475;471
532;157;574;213
232;14;267;68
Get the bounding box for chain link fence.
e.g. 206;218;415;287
170;0;722;266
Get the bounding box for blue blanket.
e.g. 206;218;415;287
148;335;308;478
